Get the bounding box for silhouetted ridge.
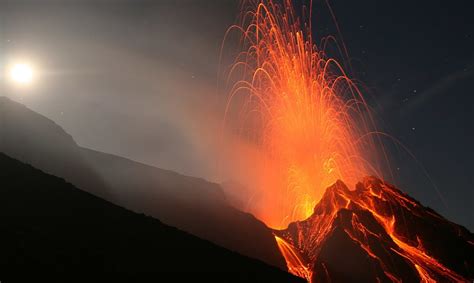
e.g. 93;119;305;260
0;97;287;269
0;152;303;281
0;96;110;199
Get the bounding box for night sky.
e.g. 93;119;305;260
312;0;474;230
1;0;472;229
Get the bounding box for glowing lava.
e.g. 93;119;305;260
274;235;312;281
274;177;472;282
223;0;384;229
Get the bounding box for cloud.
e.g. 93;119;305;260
402;66;474;116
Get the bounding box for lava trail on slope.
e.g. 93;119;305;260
274;176;474;282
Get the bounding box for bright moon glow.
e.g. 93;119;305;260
9;63;34;85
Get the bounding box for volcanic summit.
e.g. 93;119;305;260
274;177;474;282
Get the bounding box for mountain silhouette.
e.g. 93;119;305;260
0;96;286;269
0;152;302;281
80;147;285;268
0;96;110;199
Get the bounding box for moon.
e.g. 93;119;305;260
9;63;34;85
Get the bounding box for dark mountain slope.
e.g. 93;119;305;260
0;96;109;199
0;96;286;269
80;147;285;268
0;153;302;281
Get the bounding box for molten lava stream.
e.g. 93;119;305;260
354;182;468;282
274;235;312;281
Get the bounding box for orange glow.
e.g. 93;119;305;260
223;0;383;229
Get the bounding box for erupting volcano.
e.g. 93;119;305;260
224;0;387;229
223;0;474;282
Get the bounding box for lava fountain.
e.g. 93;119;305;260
223;0;386;229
